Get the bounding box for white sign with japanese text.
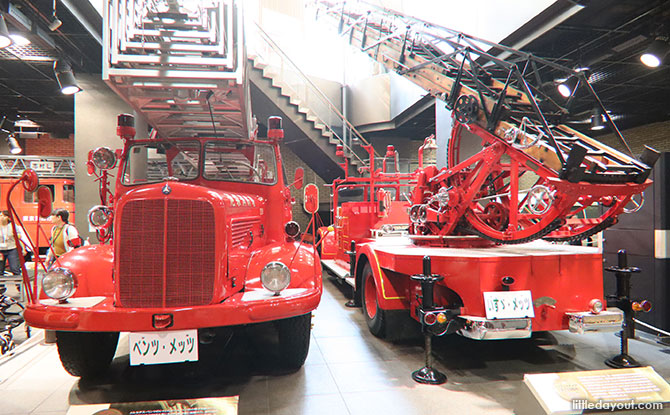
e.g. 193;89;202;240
483;290;535;320
129;329;198;366
29;161;55;172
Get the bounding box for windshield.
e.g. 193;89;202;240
122;141;200;185
203;141;277;185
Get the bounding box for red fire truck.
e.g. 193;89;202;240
20;115;322;378
314;3;657;360
0;156;75;251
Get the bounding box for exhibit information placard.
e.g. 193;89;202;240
65;396;238;415
518;366;670;414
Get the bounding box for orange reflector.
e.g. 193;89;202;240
436;313;447;324
632;301;652;313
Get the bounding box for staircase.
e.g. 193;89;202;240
248;23;371;181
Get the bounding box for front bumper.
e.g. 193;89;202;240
24;287;321;332
457;315;532;340
566;308;623;334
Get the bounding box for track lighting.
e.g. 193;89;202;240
557;76;579;98
53;60;82;95
0;15;12;49
49;0;62;31
7;134;21;154
640;37;670;68
591;107;605;131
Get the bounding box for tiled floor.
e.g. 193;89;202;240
2;276;670;415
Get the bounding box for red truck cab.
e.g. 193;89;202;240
23;115;322;378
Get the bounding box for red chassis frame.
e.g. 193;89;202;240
318;132;633;340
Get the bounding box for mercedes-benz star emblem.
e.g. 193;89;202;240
162;183;171;195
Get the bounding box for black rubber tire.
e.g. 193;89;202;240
275;313;311;372
56;331;119;378
361;262;386;338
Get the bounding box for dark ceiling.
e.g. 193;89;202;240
0;0;668;139
507;0;670;135
0;0;101;135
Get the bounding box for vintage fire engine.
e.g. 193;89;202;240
316;2;659;347
11;0;323;379
17;114;322;378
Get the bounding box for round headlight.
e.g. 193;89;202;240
418;204;428;223
42;267;77;301
285;221;300;238
261;261;291;294
88;205;112;228
92;147;117;170
589;299;603;314
409;205;420;223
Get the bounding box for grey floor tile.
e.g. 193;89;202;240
327;360;410;393
314;335;385;364
267;364;339;406
343;388;513;415
271;393;349;415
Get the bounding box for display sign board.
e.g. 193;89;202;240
129;329;198;366
65;396;238;415
29;161;55;172
514;367;670;414
483;290;534;319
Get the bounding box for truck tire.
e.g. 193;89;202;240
275;313;311;371
56;331;119;378
361;262;387;338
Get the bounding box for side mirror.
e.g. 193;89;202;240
304;183;319;214
37;186;53;218
293;167;304;190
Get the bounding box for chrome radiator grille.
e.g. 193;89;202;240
118;199;216;308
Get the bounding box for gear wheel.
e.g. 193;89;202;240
454;95;479;124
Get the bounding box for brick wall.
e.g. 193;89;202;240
598;120;670;155
23;134;75;157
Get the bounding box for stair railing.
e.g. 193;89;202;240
249;22;377;169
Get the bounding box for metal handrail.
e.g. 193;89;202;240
250;22;378;166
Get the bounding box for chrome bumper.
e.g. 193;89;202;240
566;308;623;334
457;316;532;340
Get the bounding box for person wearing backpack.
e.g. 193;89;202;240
46;209;82;267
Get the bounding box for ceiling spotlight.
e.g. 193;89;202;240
7;135;21;154
54;60;82;95
557;76;579;98
48;0;62;31
48;16;62;31
640;37;670;68
0;15;12;49
591;108;605;131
